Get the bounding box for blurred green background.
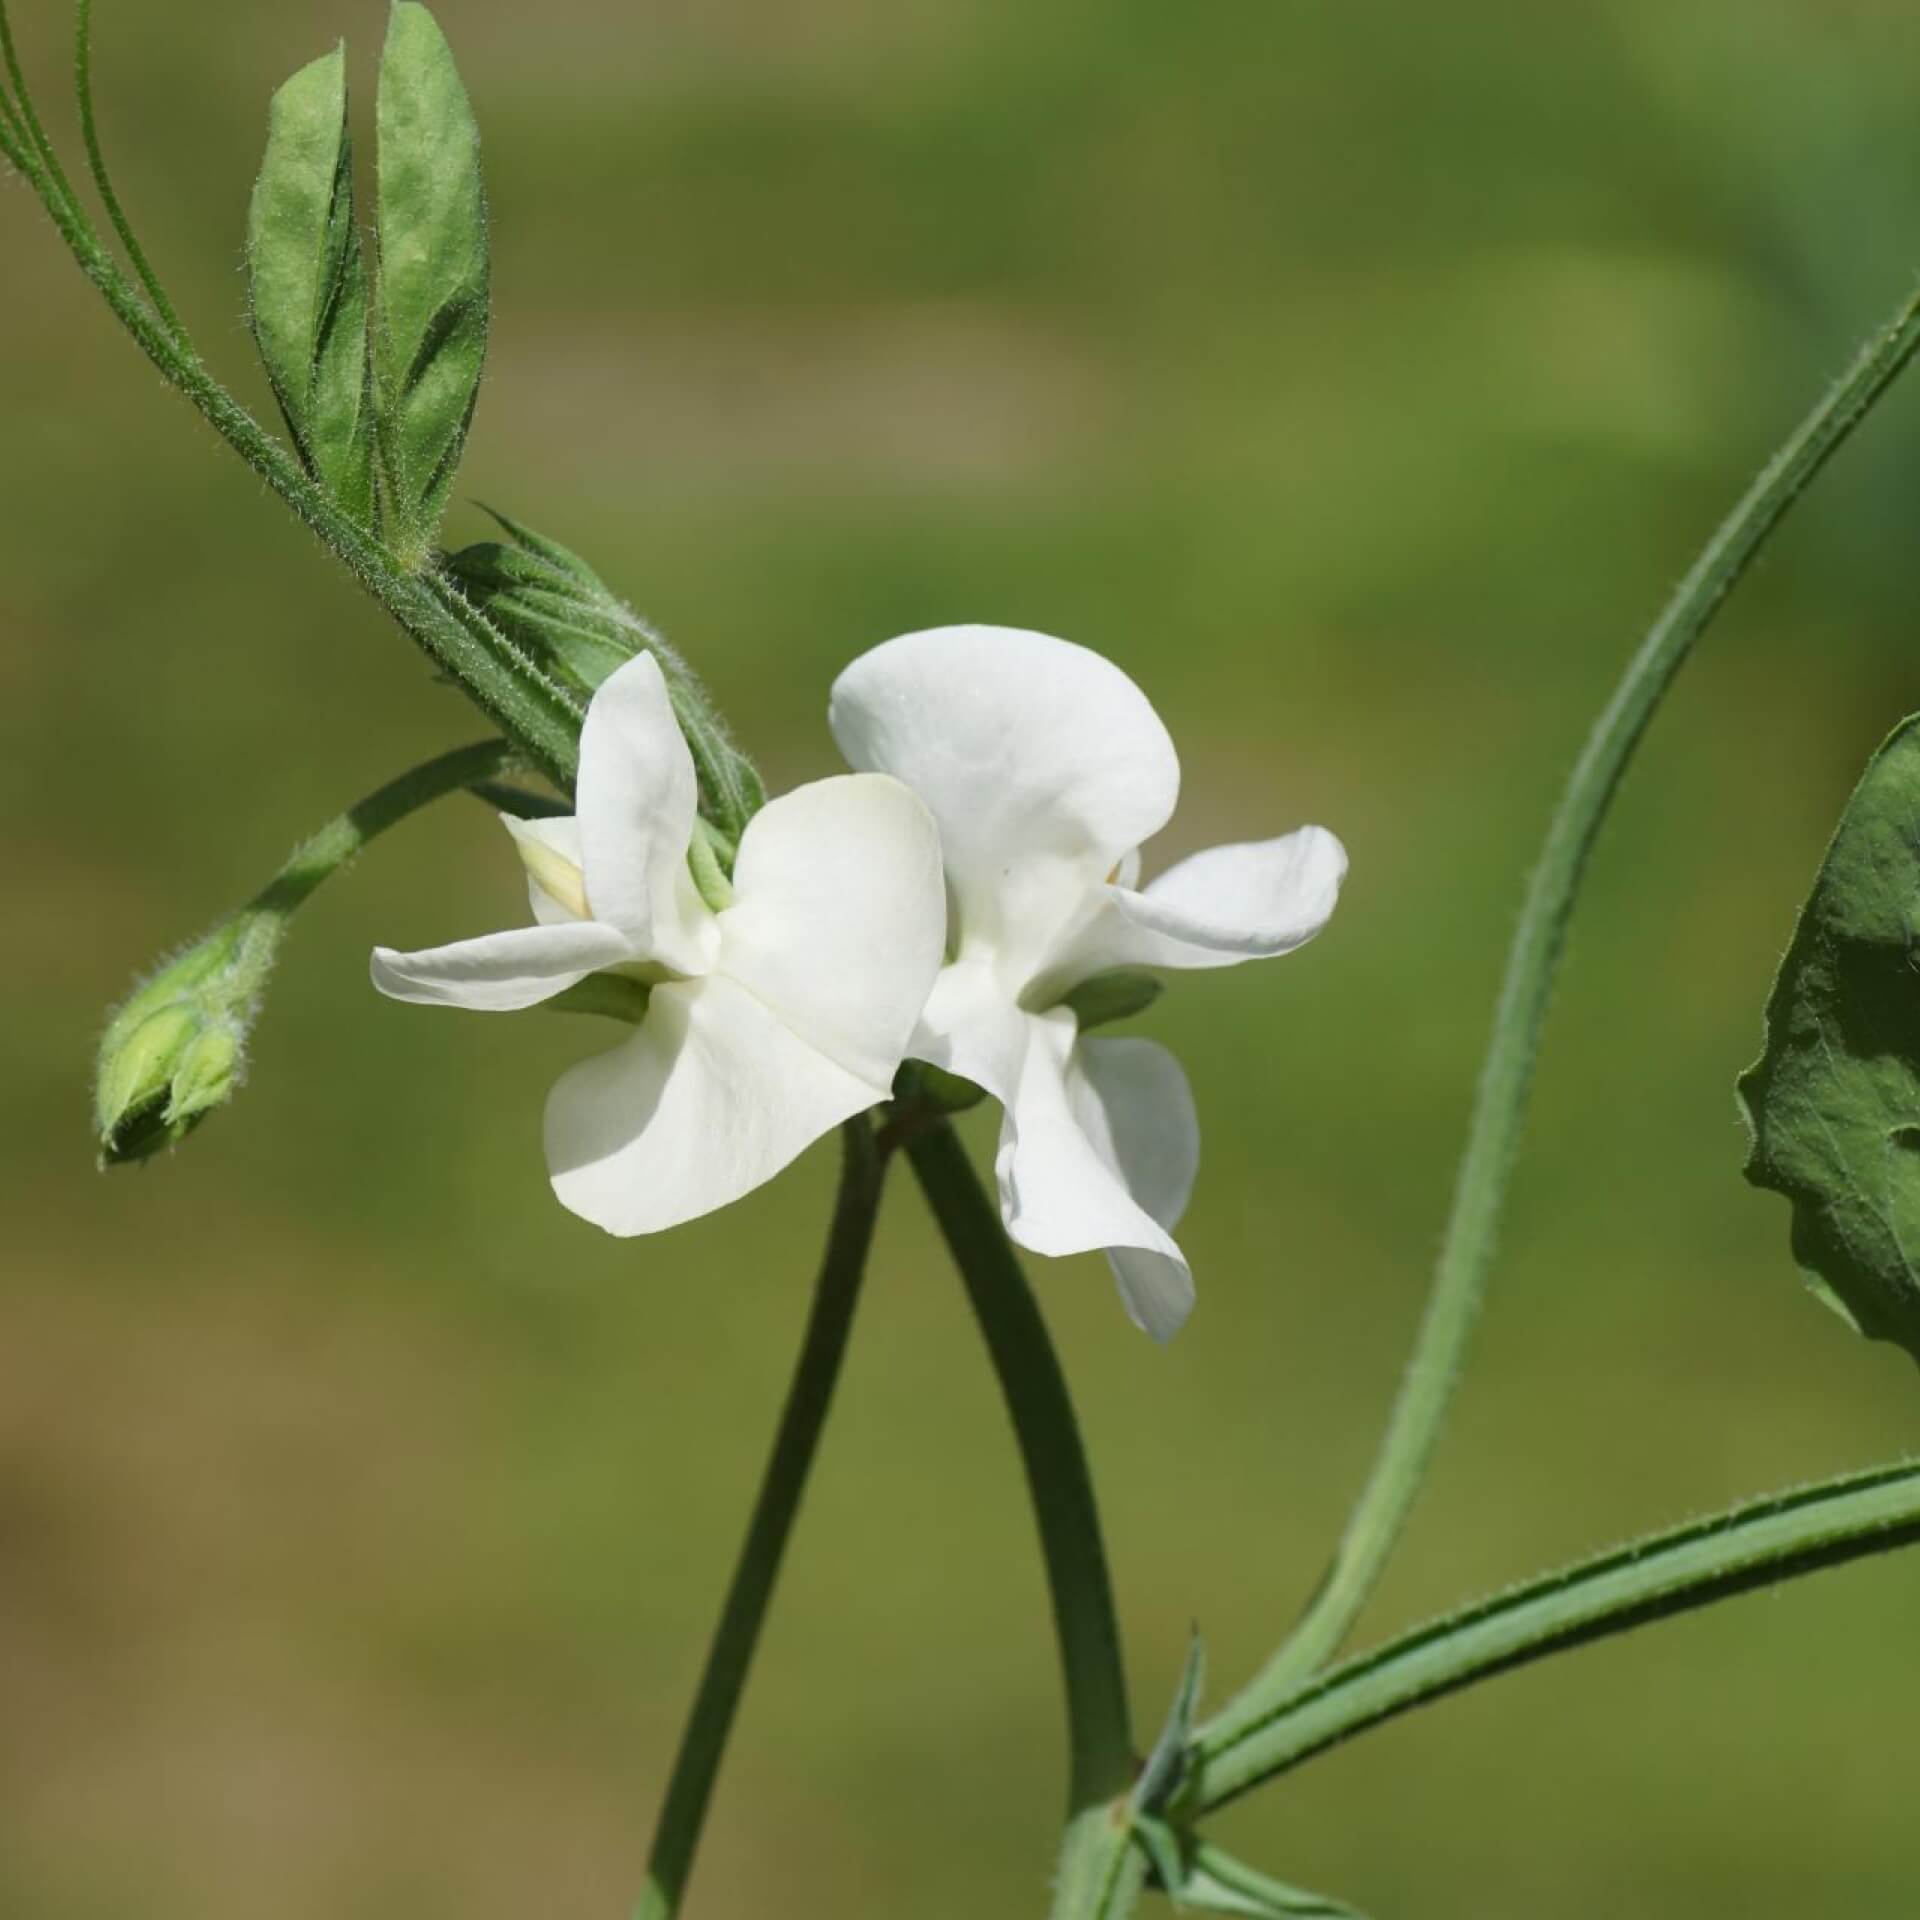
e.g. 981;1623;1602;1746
6;1;1920;1914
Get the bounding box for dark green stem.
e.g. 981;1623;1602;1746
1215;283;1920;1732
905;1118;1134;1812
1190;1457;1920;1811
634;1119;888;1920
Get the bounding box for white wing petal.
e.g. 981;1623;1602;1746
1054;826;1346;980
544;975;885;1236
575;652;715;973
993;1009;1193;1340
1072;1037;1201;1342
371;921;636;1011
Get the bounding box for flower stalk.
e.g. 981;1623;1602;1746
903;1114;1135;1812
635;1119;888;1920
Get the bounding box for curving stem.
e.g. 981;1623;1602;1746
1208;279;1920;1744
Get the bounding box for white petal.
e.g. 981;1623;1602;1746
717;773;947;1087
575;652;714;972
1072;1038;1201;1343
1057;825;1347;979
370;921;636;1011
829;626;1180;970
912;956;1033;1099
1105;1248;1196;1345
1071;1037;1199;1231
502;813;587;925
994;1010;1192;1339
545;975;884;1235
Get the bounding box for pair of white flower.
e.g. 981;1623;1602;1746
372;627;1345;1339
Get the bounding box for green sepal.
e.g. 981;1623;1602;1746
1738;713;1920;1364
446;509;767;843
246;44;375;522
892;1060;988;1114
542;975;652;1025
1060;967;1164;1033
373;1;489;566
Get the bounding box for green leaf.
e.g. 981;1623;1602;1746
446;510;767;843
1739;713;1920;1362
1132;1629;1205;1816
1170;1840;1363;1918
373;1;488;565
246;45;375;522
1133;1822;1362;1918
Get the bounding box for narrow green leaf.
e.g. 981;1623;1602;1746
446;510;767;843
374;1;488;564
1173;1842;1363;1918
1133;1630;1205;1815
1133;1820;1361;1918
1738;714;1920;1362
246;45;374;522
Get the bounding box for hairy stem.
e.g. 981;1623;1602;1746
247;737;523;923
1213;284;1920;1734
0;0;586;785
73;0;186;344
634;1119;888;1920
905;1118;1134;1814
1191;1457;1920;1811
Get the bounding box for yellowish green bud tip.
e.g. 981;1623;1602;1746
94;922;266;1168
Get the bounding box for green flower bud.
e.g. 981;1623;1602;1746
90;739;523;1174
94;921;272;1168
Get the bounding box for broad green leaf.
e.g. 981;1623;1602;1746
446;511;767;844
1738;714;1920;1362
373;2;488;565
246;45;374;522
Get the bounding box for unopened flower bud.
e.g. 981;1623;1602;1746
94;920;271;1167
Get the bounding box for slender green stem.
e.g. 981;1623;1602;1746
905;1118;1134;1811
634;1119;888;1920
1214;284;1920;1733
73;0;187;345
248;737;522;923
219;736;524;989
0;1;586;786
0;0;83;215
95;736;522;1162
1190;1457;1920;1812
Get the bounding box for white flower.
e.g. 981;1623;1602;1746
830;624;1346;1341
372;652;946;1235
